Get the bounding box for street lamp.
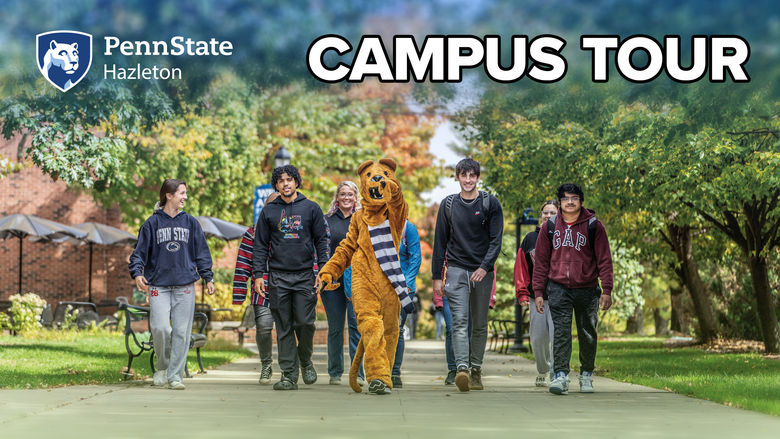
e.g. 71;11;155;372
508;207;538;353
274;146;291;168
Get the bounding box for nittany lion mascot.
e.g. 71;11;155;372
316;158;414;395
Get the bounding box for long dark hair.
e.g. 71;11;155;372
159;179;186;208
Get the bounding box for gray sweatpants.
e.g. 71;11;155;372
445;266;493;370
529;299;554;375
149;284;196;384
253;305;274;367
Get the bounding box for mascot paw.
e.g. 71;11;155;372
317;273;341;291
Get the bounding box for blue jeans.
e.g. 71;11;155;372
320;284;363;379
392;291;415;376
442;295;472;372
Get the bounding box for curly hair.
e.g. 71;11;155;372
271;165;302;190
327;181;361;216
556;183;584;202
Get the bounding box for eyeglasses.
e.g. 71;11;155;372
560;196;580;202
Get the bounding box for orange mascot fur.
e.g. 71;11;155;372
316;158;409;395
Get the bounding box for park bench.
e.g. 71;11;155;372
219;305;256;345
39;301;99;329
116;297;209;379
488;310;531;354
194;303;232;335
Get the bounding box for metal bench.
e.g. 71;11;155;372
117;297;209;379
194;303;232;335
220;305;256;345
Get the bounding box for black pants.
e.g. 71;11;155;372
547;281;600;375
268;270;317;383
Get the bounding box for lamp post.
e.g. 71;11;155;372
274;146;292;168
508;207;538;353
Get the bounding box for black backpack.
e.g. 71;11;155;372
444;191;491;234
547;214;598;246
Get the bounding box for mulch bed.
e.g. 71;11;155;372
662;337;778;359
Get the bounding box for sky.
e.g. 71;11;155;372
422;120;462;205
419;74;483;206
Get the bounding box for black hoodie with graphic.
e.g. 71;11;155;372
251;192;329;278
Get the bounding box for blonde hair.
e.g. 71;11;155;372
327;181;360;216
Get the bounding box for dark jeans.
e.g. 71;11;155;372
392;291;415;376
268;270;317;383
442;295;471;372
320;283;363;379
547;281;600;375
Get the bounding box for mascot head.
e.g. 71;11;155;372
357;158;398;208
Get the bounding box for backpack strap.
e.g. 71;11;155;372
547;214;557;243
444;194;456;238
588;216;598;245
480;191;490;215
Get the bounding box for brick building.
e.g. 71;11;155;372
0;134;136;305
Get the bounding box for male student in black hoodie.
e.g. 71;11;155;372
252;165;330;390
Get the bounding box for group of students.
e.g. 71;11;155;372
128;157;614;396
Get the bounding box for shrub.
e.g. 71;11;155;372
200;282;245;321
9;293;47;334
0;312;11;332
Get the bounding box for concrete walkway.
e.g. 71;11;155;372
1;340;777;438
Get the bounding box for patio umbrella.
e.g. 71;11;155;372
196;216;248;241
195;216;248;304
0;214;87;294
70;222;137;303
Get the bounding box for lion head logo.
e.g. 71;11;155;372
36;30;92;92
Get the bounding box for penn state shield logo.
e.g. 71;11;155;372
36;30;92;92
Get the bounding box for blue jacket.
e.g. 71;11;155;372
399;221;422;293
129;209;213;286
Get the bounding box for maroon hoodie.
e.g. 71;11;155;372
532;207;613;296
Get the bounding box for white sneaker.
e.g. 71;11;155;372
579;372;594;393
153;369;167;387
168;381;186;390
535;374;547;387
357;377;367;387
549;372;570;395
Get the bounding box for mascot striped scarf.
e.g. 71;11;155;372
367;220;415;313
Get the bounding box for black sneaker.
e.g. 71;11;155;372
470;367;483;390
454;366;470;392
259;364;272;384
273;378;298;390
368;379;392;395
391;375;403;388
444;370;457;385
301;363;317;385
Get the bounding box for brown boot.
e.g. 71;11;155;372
454;367;470;392
470;367;483;390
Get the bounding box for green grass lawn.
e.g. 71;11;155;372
519;337;780;416
0;330;252;389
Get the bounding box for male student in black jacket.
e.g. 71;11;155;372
432;158;504;392
253;165;330;390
